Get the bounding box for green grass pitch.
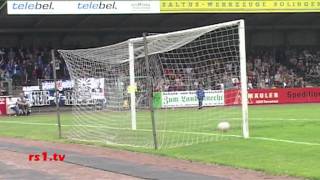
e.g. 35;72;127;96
0;104;319;179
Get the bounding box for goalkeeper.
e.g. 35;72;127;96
196;85;205;109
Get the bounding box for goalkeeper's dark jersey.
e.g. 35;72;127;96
196;89;205;100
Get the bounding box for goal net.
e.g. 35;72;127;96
58;19;248;149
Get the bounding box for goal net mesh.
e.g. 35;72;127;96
58;20;246;148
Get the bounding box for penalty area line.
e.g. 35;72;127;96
1;120;320;146
0;120;242;138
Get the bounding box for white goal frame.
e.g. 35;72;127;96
128;19;249;138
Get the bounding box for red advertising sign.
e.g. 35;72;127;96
248;89;279;105
0;97;7;115
279;88;320;104
224;89;241;106
224;88;320;105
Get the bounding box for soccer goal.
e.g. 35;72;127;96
58;19;249;149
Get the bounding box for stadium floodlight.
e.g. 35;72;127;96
58;19;249;149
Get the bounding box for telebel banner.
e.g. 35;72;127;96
7;0;160;14
7;0;320;14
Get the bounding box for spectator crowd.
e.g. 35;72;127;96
285;48;320;85
156;48;320;91
247;48;320;89
0;46;320;94
0;47;69;90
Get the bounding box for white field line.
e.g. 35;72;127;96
226;118;319;121
162;118;320;121
0;121;239;137
0;121;61;126
251;137;320;146
0;121;143;131
68;138;152;148
248;118;319;121
1;120;320;146
161;129;242;138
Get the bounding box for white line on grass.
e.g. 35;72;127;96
1;120;320;146
249;118;320;121
225;118;319;121
160;129;242;138
0;121;142;131
68;138;153;148
0;121;59;126
165;118;319;121
251;137;320;146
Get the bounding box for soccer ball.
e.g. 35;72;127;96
217;121;231;132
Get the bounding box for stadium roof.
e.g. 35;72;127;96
1;0;320;35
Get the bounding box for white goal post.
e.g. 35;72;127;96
239;20;249;138
128;41;137;130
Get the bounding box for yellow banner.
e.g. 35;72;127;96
160;0;320;13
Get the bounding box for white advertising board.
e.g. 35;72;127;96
161;90;224;108
7;1;160;15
